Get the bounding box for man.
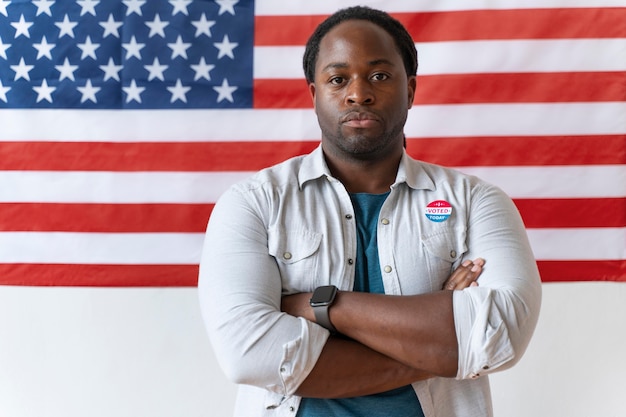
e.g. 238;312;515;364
199;6;541;417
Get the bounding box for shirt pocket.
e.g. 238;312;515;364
268;226;323;294
421;228;467;288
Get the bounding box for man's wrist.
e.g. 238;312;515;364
310;285;338;333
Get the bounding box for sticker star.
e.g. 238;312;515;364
213;34;238;59
167;35;191;59
33;0;54;16
215;0;238;16
77;0;98;16
0;36;10;59
191;13;215;37
213;78;237;103
77;36;99;60
33;36;55;60
55;15;78;38
144;57;168;81
11;14;34;38
10;57;34;81
190;57;215;81
145;14;169;38
123;0;146;16
122;79;145;103
122;35;145;60
100;14;122;38
169;0;191;16
33;79;56;103
99;57;123;81
167;79;191;103
0;79;10;103
77;79;101;103
55;57;79;81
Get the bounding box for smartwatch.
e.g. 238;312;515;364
310;285;338;333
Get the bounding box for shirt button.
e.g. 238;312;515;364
383;265;392;273
450;250;457;258
381;218;390;225
289;406;295;412
283;252;292;260
347;258;354;265
345;214;353;219
482;365;490;370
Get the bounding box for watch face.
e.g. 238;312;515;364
310;285;337;306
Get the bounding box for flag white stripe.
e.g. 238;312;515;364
256;0;626;15
2;165;624;203
1;102;624;142
526;228;626;261
2;228;623;263
254;39;626;79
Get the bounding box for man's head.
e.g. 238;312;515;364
303;6;418;84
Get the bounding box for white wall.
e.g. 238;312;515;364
1;282;624;417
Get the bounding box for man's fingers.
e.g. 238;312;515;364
443;258;485;290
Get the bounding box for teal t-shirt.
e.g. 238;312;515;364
296;192;424;417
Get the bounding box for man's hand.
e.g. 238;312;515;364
442;258;485;290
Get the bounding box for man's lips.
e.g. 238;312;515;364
341;112;381;128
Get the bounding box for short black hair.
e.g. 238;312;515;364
302;6;418;83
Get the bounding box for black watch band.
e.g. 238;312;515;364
310;285;338;333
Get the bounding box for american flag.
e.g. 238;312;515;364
1;0;625;286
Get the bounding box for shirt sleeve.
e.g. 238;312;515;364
453;183;542;380
197;185;330;399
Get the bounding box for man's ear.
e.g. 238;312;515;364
407;76;417;109
308;82;316;109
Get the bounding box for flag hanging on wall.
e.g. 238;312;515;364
1;0;624;286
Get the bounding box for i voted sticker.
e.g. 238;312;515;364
425;200;452;222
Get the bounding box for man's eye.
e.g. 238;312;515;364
329;77;344;85
372;73;389;81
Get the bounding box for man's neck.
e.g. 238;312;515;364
323;150;402;194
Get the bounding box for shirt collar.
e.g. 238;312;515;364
297;144;436;191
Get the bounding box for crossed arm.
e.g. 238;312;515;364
281;258;484;398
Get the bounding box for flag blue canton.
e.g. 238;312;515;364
0;0;254;109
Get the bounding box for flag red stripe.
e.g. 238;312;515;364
514;198;626;228
2;135;623;171
0;263;198;286
255;8;626;46
537;260;626;282
253;72;626;108
1;199;623;232
1;260;623;286
0;203;214;232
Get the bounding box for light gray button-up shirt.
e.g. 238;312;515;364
198;145;541;417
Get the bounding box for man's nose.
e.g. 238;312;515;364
345;78;374;105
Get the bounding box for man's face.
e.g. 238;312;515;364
309;19;416;161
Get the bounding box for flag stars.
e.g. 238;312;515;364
169;0;192;16
123;0;146;16
192;13;216;38
168;35;191;59
215;0;238;16
213;34;238;59
56;15;78;38
213;78;237;103
123;79;145;103
77;79;101;103
0;0;9;17
144;57;168;81
146;14;169;38
33;36;55;60
191;57;215;81
10;57;34;81
99;57;123;81
100;14;123;38
33;79;56;103
77;0;98;16
77;36;100;60
55;57;79;81
0;36;10;59
122;36;145;60
0;79;10;103
32;0;54;17
167;79;191;103
11;14;33;38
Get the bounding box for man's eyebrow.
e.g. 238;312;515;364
320;59;396;73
